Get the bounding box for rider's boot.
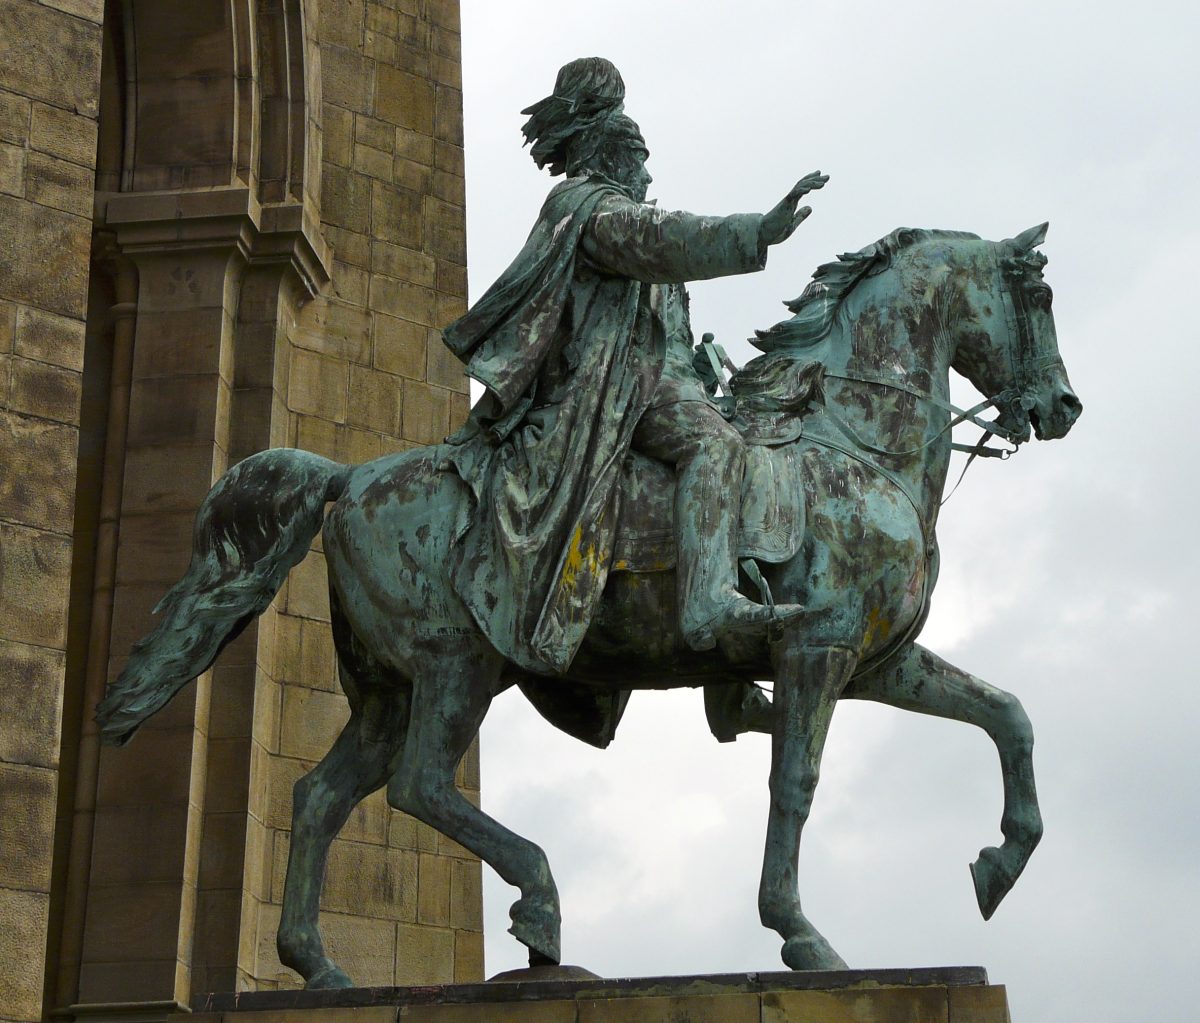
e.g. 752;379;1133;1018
675;423;803;651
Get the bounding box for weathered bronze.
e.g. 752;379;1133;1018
97;58;1081;988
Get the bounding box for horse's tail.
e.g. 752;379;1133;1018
96;448;351;747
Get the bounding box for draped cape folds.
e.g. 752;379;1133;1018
442;176;765;675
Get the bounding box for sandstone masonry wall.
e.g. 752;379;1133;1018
0;3;105;1022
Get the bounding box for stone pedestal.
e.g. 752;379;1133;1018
181;968;1011;1022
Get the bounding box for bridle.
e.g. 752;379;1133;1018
813;241;1055;505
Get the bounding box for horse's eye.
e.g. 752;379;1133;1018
1027;285;1053;308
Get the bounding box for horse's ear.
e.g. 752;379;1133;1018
1010;222;1049;252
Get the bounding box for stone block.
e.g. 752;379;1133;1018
0;887;49;1022
371;180;424;250
433;141;463;177
392;156;433;196
448;858;481;931
431;169;464;208
580;994;759;1023
394;128;434;167
323;838;417;920
374;314;427;379
31;100;99;165
394;921;454;985
327;225;371;268
0;761;56;890
355;141;394;181
426;330;466;392
265;755;308;832
288;348;348;422
452;927;484;983
348;364;402;435
0;638;64;769
109;510;192;587
948;985;1011;1022
279;684;349;762
416;851;450;926
26;150;93;216
0;301;14;353
762;986;950;1023
402;1003;574;1023
90;802;190;886
0;90;30;145
81;880;187;963
322;162;372;235
429;26;460;63
76;956;178;1005
204;735;253;814
366;2;398;37
321;0;366;50
323;104;354;167
14;304;85;371
352;112;396;153
0;140;25;197
285;548;332;622
0;194;91;318
376;66;435;136
323;44;375;113
0;0;102;115
401;380;449;445
118;441;219;516
8;354;81;423
425;196;466;266
436;259;466;301
0;521;72;648
293;298;372;365
93;724;198;809
333;261;370;307
433;85;463;147
372;239;436;288
371;275;437;326
128;307;224;379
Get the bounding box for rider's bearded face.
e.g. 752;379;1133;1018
610;144;652;202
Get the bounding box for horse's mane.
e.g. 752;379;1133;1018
729;228;980;410
749;227;981;354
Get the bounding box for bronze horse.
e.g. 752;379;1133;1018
98;224;1080;987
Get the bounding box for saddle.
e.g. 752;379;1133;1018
611;433;806;575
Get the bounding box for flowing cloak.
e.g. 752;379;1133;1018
442;176;766;675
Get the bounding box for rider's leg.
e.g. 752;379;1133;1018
632;401;802;649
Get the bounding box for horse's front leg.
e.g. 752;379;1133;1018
845;643;1043;919
760;641;856;970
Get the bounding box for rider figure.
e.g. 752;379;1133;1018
443;58;827;672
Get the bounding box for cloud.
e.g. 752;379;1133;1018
458;3;1199;1019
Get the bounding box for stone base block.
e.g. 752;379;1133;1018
183;967;1011;1022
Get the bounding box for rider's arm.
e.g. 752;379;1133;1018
580;194;767;283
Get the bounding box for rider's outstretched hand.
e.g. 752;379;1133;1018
760;171;829;247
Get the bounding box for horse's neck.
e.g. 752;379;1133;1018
822;271;956;529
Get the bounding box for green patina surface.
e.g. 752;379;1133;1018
95;58;1080;989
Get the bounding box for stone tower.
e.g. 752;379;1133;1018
0;2;478;1021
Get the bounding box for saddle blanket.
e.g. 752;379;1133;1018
611;444;805;573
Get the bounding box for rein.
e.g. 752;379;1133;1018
806;241;1053;511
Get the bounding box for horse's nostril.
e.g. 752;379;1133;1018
1060;392;1082;414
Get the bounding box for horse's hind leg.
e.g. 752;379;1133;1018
277;679;408;988
387;639;563;965
845;643;1043;919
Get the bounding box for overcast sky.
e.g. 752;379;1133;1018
457;3;1199;1020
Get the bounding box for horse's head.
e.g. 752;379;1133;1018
951;223;1082;443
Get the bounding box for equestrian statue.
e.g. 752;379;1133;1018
96;58;1082;987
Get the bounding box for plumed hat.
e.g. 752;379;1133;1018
521;57;626;176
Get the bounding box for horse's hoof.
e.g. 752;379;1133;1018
971;845;1013;921
508;896;561;965
305;961;354;989
782;932;848;970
